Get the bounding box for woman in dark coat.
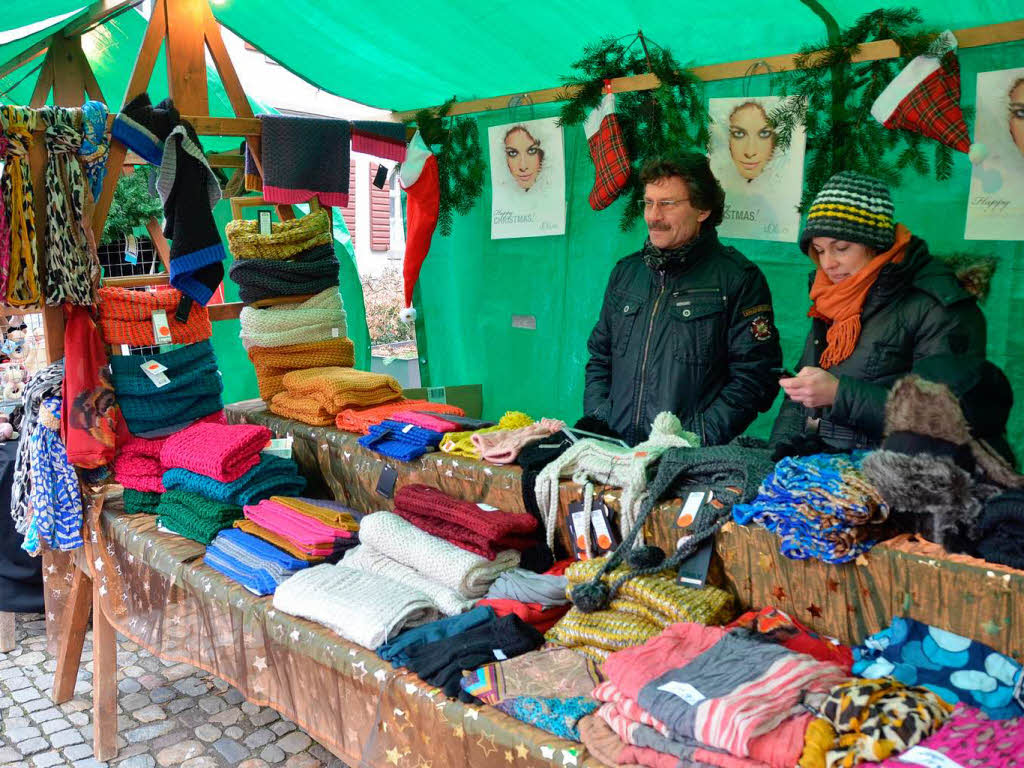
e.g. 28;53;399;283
769;171;1011;457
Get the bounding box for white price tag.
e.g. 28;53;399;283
657;680;706;705
492;649;507;661
477;503;498;512
140;360;170;388
262;436;293;459
402;424;414;433
151;309;173;345
331;328;340;338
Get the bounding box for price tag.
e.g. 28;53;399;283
258;209;272;235
140;360;170;388
124;233;138;264
262;436;293;459
151;310;173;345
477;503;498;512
376;464;398;498
492;648;507;661
120;344;131;356
402;424;414;433
426;386;447;404
331;328;340;338
590;504;618;552
657;680;706;705
676;491;708;528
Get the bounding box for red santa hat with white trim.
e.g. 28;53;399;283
398;130;440;324
871;30;987;164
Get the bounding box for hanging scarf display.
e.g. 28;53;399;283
78;100;110;203
11;361;65;534
0;135;10;298
42;106;97;306
62;305;121;468
1;105;41;307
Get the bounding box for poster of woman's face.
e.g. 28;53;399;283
708;96;806;242
488;117;566;239
965;66;1024;240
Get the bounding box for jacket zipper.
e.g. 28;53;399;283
633;272;667;438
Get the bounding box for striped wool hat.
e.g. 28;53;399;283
799;171;896;254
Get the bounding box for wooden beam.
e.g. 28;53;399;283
52;567;93;704
92;572;117;761
0;611;13;653
187;115;263;136
393;17;1024;121
208;301;243;321
50;35;87;105
163;0;209;115
101;273;169;288
208;151;245;168
144;217;172;270
29;49;55;106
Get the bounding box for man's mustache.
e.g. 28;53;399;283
649;224;671;230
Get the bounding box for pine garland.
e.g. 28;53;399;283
558;35;710;231
408;98;485;237
100;169;163;245
771;7;957;211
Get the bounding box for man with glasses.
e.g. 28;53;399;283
582;153;782;445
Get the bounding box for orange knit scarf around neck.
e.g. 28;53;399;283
808;224;911;369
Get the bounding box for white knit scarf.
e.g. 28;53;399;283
358;511;520;598
239;286;347;349
342;544;474;616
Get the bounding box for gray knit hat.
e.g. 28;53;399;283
798;171;896;254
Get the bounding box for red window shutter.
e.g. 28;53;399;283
369;163;390;251
339;164;357;248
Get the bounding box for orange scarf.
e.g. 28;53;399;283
808;224;911;369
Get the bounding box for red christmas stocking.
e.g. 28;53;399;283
398;131;440;323
584;90;631;210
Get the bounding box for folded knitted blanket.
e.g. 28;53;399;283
204;528;308;595
342;544;474;616
460;645;603;705
238;286;346;349
259;116;351;208
155;490;242;545
358;510;519;598
225;208;332;260
535;412;699;551
281;367;402;411
244;498;357;551
110;340;224;435
270;496;361;530
97;286;212;346
248;339;355;401
440;411;534;458
273;564;439;649
389;410;461;434
876;705;1024;767
229;242;340;304
163;454;305;507
377;606;496;668
357;421;444;462
404;614;546;699
472;418;566;465
336;399;466;435
485;568;569;607
122;488;160;515
161;422;271;483
392;484;537;559
233;518;325;562
733;452;890;564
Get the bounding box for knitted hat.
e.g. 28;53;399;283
225;208;333;261
974;490;1024;570
228;243;340;305
799;171;896;254
97;285;212;347
238;286;346;350
248;338;355;401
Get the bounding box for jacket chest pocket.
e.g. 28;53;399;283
670;293;726;363
610;293;644;354
865;341;911;380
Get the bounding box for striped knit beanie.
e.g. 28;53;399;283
799;171;896;254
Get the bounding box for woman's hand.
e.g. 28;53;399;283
779;367;839;408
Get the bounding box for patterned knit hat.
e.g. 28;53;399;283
799;171;896;254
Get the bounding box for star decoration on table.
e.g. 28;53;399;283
394;708;406;718
771;585;787;601
64;571;74;583
465;708;479;720
94;557;104;572
386;747;402;765
505;750;514;763
98;585;107;597
756;553;772;572
452;724;464;738
352;661;368;681
476;733;498;758
416;759;432;768
540;746;555;759
204;583;212;593
405;682;418;695
516;743;529;759
807;604;823;618
346;728;359;744
170;615;181;625
562;749;578;766
290;630;300;642
253;656;268;671
374;669;387;682
827;579;839;593
127;553;135;564
46;563;56;575
47;612;55;622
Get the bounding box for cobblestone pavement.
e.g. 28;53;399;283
1;613;348;768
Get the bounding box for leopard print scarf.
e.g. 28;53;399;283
1;105;41;307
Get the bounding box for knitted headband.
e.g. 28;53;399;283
228;243;340;305
97;285;212;346
799;171;896;254
238;286;346;350
225;208;332;260
248;338;355;401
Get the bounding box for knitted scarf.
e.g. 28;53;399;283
336;399;465;435
281;366;402;411
639;228;710;272
268;393;339;426
162;453;306;507
11;361;65;533
42;106;96;306
225;208;332;260
97;286;213;346
78;100;110;203
229;242;340;304
122;488;160;515
239;286;346;349
248;338;355;401
809;224;910;369
156;490;242;545
259;115;352;208
342;544;475;616
1;105;41;306
0;135;9;299
356;421;442;461
471;418;566;465
160;422;272;483
233;518;325;562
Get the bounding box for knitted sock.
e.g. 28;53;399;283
584;91;630;211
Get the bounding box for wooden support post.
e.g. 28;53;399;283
52;567;93;703
91;574;117;761
0;611;14;653
164;0;210;114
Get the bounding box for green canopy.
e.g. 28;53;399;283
0;2;88;77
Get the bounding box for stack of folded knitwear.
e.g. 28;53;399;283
440;411;534;458
269;367;402;426
242;496;360;560
163;453;306;506
109;339;225;437
203;528;309;596
732;452;890;564
335;399;468;435
274;498;522;650
478;561;572;633
153;421;273;543
546;557;735;662
97;286;213;348
580;621;851;768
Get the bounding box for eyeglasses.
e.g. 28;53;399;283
639;199;690;212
